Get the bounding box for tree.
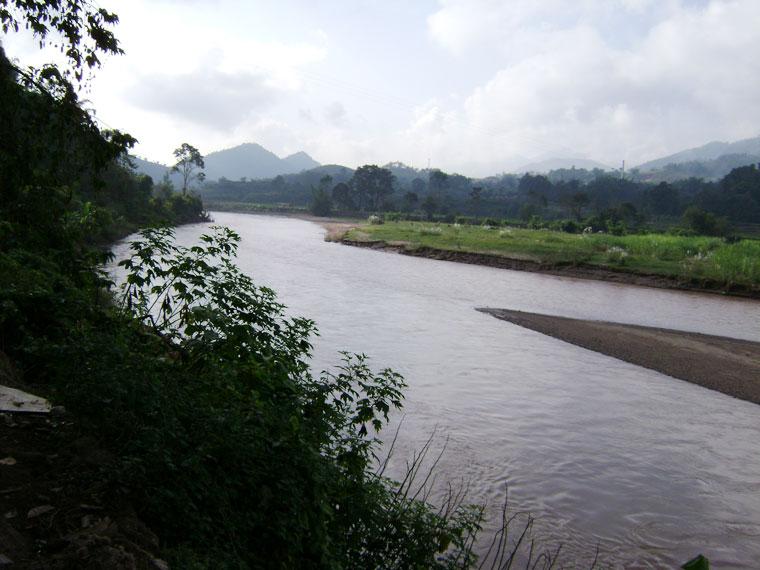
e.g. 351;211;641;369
331;182;354;210
421;195;438;219
154;172;175;200
171;143;205;195
645;182;681;217
682;206;727;236
402;191;419;212
1;0;122;83
310;187;332;217
411;177;426;196
351;165;394;211
428;169;449;198
560;191;589;220
318;174;333;193
310;174;334;216
518;173;552;198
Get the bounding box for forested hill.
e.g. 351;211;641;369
628;135;760;181
202;158;760;233
637;135;760;171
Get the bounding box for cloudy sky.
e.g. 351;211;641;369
4;0;760;175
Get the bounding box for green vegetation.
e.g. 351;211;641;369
0;3;722;567
202;158;760;236
204;201;310;214
172;142;206;195
0;3;499;568
347;222;760;289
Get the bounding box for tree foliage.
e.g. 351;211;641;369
352;165;395;211
0;0;122;82
172;142;206;195
104;227;487;567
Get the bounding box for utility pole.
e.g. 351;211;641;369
621;159;626;179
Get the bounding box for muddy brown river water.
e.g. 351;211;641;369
112;213;760;568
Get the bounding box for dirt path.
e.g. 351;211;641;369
478;308;760;405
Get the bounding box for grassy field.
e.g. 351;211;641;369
346;221;760;288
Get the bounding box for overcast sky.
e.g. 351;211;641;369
4;0;760;175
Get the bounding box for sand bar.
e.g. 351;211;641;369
478;308;760;405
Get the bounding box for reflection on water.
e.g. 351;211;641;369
111;213;760;568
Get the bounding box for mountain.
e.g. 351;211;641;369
132;143;320;183
130;156;179;185
517;157;612;173
637;135;760;171
281;151;320;173
200;164;354;206
633;153;760;183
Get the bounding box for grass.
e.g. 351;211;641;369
346;221;760;289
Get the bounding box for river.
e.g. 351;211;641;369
112;212;760;568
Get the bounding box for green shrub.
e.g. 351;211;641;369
58;226;486;567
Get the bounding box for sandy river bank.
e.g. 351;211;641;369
479;308;760;405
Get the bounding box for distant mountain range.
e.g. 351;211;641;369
517;157;612;173
132;135;760;189
132;143;320;184
636;135;760;172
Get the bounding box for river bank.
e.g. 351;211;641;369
155;212;760;567
338;235;760;299
479;308;760;405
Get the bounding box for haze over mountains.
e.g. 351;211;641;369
133;135;760;187
132;143;320;185
517;157;612;173
636;136;760;172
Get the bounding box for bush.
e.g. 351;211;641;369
560;219;580;233
681;206;728;237
55;226;482;567
310;187;332;217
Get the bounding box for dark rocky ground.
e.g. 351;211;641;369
0;356;166;570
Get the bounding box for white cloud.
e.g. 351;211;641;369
419;0;760;171
127;67;279;130
4;0;758;174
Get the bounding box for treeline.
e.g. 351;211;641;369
0;55;206;245
202;161;760;234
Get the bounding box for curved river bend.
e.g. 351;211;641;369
112;213;760;568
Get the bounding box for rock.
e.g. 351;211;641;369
0;385;51;414
4;511;16;520
0;458;16;466
0;553;13;567
27;505;55;519
151;558;169;570
50;406;66;417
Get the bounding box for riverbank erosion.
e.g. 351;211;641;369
479;308;760;405
340;238;760;299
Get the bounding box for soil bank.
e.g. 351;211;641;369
479;308;760;405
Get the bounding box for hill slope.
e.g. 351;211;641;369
638;136;760;171
132;143;320;183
